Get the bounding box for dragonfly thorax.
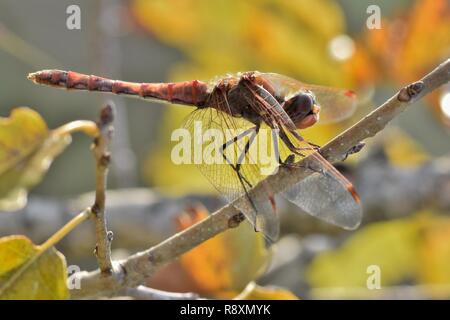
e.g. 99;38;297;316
206;76;263;125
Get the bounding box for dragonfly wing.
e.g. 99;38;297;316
233;192;280;242
181;107;280;241
260;72;358;124
238;77;362;231
276;128;362;230
280;169;362;229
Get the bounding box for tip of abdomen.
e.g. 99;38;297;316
27;72;38;83
27;70;68;87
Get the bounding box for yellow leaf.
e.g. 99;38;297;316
0;107;48;174
276;0;345;38
349;0;450;84
0;108;71;211
131;0;350;84
382;128;429;167
308;212;450;298
307;217;423;288
417;216;450;284
347;0;450;123
234;282;298;300
176;205;269;298
0;235;68;299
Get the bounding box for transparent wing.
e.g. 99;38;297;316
280;162;362;230
181;107;281;242
272;127;363;230
260;72;358;124
238;78;362;231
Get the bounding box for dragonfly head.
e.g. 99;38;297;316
284;91;320;129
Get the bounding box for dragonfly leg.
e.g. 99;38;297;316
278;129;306;157
275;130;326;175
235;126;261;232
307;141;321;150
342;142;365;160
282;157;327;176
271;126;314;165
220;126;259;188
236;125;260;171
220;125;262;230
278;154;295;166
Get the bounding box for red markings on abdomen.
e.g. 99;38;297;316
139;80;208;106
28;70;210;107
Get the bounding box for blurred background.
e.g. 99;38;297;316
0;0;450;299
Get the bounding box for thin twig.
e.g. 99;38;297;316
95;0;138;187
122;286;201;300
70;205;242;298
70;58;450;299
91;104;115;274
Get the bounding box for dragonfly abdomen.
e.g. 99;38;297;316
28;70;210;107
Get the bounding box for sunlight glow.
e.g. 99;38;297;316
440;91;450;119
328;34;355;61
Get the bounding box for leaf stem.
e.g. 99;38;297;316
53;120;99;137
38;208;91;252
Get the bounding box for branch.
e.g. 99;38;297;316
70;205;242;298
3;157;450;253
260;59;450;199
91;104;115;274
71;58;450;298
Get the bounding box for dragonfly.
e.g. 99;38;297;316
28;69;362;241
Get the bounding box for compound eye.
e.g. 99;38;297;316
284;92;314;120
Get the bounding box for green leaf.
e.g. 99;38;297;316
0;235;69;299
0;107;71;211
